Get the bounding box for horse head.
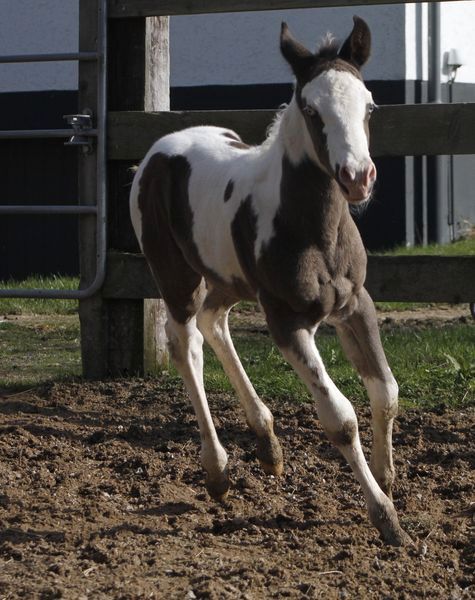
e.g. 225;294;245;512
281;17;377;204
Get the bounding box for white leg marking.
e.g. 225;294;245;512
364;374;399;496
333;288;399;497
165;310;229;499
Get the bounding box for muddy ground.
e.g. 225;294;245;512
0;376;473;599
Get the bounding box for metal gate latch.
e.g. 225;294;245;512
63;112;94;153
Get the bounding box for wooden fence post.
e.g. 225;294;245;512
106;13;170;376
143;16;170;374
79;7;169;378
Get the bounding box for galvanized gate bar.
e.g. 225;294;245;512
0;205;98;215
0;0;108;299
0;52;98;64
0;129;98;140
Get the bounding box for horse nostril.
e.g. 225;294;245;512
368;162;377;183
340;165;355;185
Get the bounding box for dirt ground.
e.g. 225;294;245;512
229;303;473;333
0;377;473;599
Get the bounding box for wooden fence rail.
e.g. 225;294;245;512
108;103;475;160
104;252;475;304
108;0;450;18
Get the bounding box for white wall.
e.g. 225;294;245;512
405;1;475;84
0;0;78;93
405;3;428;82
440;1;475;84
170;5;406;88
0;1;473;93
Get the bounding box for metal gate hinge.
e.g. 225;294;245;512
63;111;94;153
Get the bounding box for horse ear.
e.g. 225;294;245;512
280;22;314;80
339;16;371;68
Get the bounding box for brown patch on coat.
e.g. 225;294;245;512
326;420;357;447
221;131;242;142
228;140;251;151
201;286;239;314
138;153;254;324
230;195;259;294
333;288;392;381
258;156;366;323
136;153;203;324
224;179;234;202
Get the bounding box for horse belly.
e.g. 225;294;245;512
186;158;252;295
192;206;247;285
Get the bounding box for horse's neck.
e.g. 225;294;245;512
259;96;348;248
278;97;310;165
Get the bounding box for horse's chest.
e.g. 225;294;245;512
258;240;366;317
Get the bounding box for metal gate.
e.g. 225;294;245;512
0;0;107;299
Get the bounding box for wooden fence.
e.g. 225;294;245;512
79;0;475;378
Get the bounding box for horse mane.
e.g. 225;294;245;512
261;105;287;151
315;33;341;60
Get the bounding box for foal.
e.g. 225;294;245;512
130;17;407;546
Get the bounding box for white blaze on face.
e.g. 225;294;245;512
301;69;374;177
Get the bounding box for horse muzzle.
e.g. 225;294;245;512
337;161;377;204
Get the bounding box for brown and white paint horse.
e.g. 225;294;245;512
130;17;407;545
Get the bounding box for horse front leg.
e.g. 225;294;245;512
262;299;407;546
197;290;283;476
332;288;398;498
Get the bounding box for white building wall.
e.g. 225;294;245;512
0;0;78;93
440;1;475;84
404;1;475;84
404;3;428;82
0;1;473;92
169;5;406;87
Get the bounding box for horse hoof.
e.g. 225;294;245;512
256;432;284;476
369;499;410;547
260;460;284;476
205;471;231;502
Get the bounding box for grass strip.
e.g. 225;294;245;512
0;276;79;315
1;316;472;410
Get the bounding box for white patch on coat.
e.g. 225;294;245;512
132;123;291;279
129;165;145;253
363;374;399;415
130;126;253;285
301;69;374;175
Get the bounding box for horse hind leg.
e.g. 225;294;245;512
197;288;284;476
165;305;230;501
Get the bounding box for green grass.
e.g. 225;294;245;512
199;325;474;410
0;275;79;315
0;314;473;409
376;236;475;257
0;316;81;388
